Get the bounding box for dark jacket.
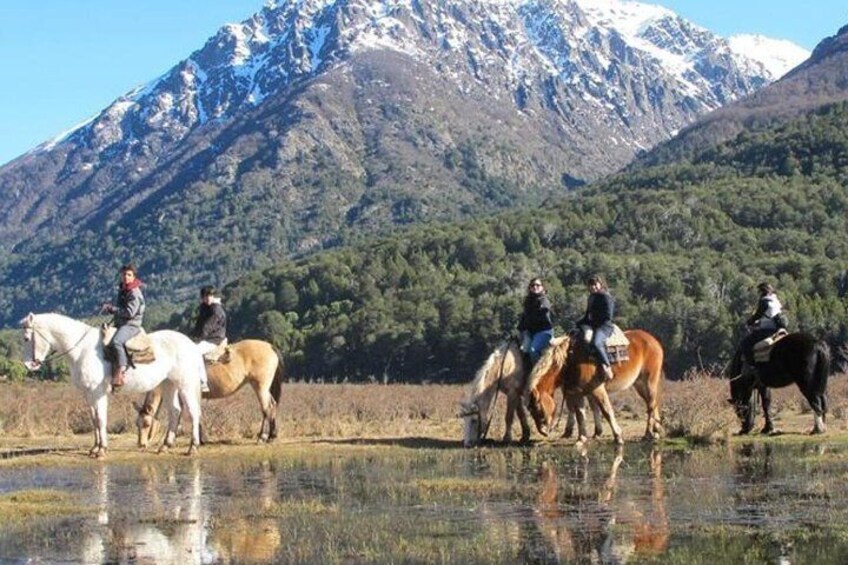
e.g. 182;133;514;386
192;301;227;344
518;294;554;334
577;291;614;329
112;285;145;328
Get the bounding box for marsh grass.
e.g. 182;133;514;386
0;490;92;524
1;373;846;447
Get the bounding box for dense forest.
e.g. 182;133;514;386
4;103;848;382
212;103;848;382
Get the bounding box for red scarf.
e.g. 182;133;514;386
122;278;142;291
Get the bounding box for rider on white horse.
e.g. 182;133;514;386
101;263;145;390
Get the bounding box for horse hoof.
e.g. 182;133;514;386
760;426;775;435
157;446;170;455
186;445;198;456
95;449;107;459
614;436;625;446
563;428;574;439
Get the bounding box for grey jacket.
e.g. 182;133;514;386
112;284;145;327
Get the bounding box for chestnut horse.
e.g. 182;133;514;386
135;339;284;446
526;330;664;445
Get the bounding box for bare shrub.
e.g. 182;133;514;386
662;369;737;443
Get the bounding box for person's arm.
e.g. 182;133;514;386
747;298;768;326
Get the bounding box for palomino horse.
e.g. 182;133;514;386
460;339;532;447
135;339;284;446
728;332;829;434
460;337;603;447
21;312;204;456
526;330;664;445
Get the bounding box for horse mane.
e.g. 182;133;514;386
527;335;571;391
465;340;513;403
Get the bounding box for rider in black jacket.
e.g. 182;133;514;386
576;275;615;381
518;278;555;364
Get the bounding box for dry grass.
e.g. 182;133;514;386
0;374;845;446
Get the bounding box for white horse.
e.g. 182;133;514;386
21;312;204;457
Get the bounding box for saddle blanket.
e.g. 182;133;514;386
753;329;789;363
101;326;156;365
582;324;630;364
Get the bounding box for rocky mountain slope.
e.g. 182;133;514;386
0;0;807;323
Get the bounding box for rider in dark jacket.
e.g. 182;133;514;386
518;278;555;364
739;282;786;365
576;275;615;381
101;263;145;389
192;286;227;346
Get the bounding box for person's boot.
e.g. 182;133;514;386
111;365;126;390
201;377;210;394
597;364;614;382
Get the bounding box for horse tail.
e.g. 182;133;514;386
270;348;285;405
813;341;831;401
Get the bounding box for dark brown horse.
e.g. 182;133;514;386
135;339;284;446
526;330;664;445
728;332;829;434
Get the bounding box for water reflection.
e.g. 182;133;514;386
81;461;210;564
3;442;848;562
522;446;668;563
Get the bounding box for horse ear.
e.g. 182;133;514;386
20;313;34;326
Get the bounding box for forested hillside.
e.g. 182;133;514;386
197;102;848;382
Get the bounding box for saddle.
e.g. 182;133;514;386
753;329;789;363
203;339;229;364
580;324;630;364
102;326;156;366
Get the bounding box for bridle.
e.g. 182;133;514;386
23;321;95;367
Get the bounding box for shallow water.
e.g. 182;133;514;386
2;440;848;563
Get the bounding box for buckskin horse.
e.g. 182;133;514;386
135;339;284;447
727;332;829;434
526;330;664;445
21;312;204;456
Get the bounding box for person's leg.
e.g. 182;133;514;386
195;341;213;392
592;326;614;380
529;330;553;364
110;325;140;387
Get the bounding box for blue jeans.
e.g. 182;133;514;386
580;323;613;366
528;330;554;364
110;325;140;368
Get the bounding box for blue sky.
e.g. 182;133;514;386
0;0;845;167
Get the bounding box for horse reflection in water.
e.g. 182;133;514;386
81;461;209;563
524;448;669;563
80;461;283;563
210;460;282;562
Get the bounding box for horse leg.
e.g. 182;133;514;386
502;392;518;444
633;376;661;441
517;397;532;444
179;389;202;455
591;387;624;445
252;382;277;443
158;385;180;455
591;400;604;438
563;406;576;438
759;386;774;435
89;394;109;458
567;395;589;444
803;390;827;435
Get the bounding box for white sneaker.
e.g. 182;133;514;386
201;382;210;393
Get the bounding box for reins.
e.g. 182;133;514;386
27;316;106;365
479;338;512;441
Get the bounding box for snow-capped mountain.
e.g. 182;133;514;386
0;0;810;323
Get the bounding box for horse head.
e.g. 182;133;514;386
20;313;49;372
459;401;483;447
133;399;160;449
527;388;556;437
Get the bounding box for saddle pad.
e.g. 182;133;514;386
203;339;229;364
606;324;630;347
753;329;789;363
